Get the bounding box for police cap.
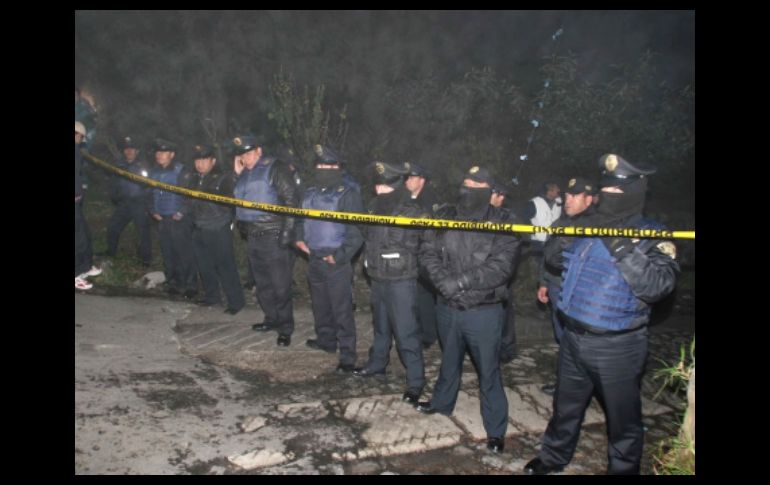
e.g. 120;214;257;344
192;144;215;159
231;134;262;155
154;138;177;152
491;182;511;196
119;136;139;150
565;176;596;195
464;165;495;186
599;154;656;187
371;161;409;186
405;162;429;179
314;144;344;165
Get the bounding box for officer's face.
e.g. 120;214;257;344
546;184;561;201
123;147;138;162
565;192;593;216
195;157;216;174
405;175;425;196
155;150;175;167
75;132;84;145
490;192;505;208
240;148;261;169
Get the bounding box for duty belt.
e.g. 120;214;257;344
557;310;644;336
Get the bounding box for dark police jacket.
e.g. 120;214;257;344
420;204;520;310
363;186;429;281
234;157;298;234
185;168;236;230
112;157;151;202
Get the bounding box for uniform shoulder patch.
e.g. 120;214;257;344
656;241;677;259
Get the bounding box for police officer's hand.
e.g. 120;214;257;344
437;274;470;299
537;286;549;304
295;240;310;255
602;237;641;260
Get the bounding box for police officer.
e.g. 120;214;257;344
103;136;152;267
187;144;245;314
523;154;679;475
416;166;520;455
295;144;365;373
148;138;197;298
232;135;298;347
75;121;101;290
489;182;523;364
536;176;597;395
353;161;428;405
404;162;440;349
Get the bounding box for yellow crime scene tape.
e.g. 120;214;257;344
84;153;695;240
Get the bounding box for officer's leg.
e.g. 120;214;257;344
105;202;131;256
366;279;393;372
192;228;221;305
172;219;197;294
389;279;425;394
590;329;649;475
538;328;595;468
75;203;93;277
130;201;152;265
157;218;176;288
213;225;245;312
500;283;518;361
307;259;337;350
416;277;437;347
249;233;279;325
464;304;508;439
262;237;294;336
326;263;356;366
430;303;466;414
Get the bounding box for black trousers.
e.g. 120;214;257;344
192;224;245;311
415;276;438;347
157;217;197;292
106;198;152;264
247;230;295;336
307;259;357;366
538;323;649;474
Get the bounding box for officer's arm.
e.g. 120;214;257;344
332;189;365;264
418;228;450;286
271;162;300;244
456;233;520;292
616;240;680;303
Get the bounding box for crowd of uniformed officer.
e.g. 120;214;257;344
90;133;678;474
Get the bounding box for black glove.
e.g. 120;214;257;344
436;274;470;299
602;237;641;260
279;227;295;247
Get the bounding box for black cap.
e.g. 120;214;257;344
192;144;215;159
314;144;344;165
599;154;656;187
405;162;429;179
231;134;262;155
119;136;139;150
464;165;495;185
565;176;596;195
154;138;177;152
491;182;511;196
371;161;408;185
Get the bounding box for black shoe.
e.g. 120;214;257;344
277;335;291;347
335;363;355;374
540;383;556;395
422;341;434;350
523;457;564;475
252;323;277;332
183;290;198;300
352;367;386;378
306;339;336;354
415;401;438;414
224;307;242;315
402;390;420;407
487;437;504;454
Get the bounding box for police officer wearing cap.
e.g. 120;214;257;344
524;154;679;475
404;162;441;349
416;165;520;455
353;161;429;405
536;176;597;395
295;144;365;373
489;182;523;365
148;138;198;298
103;136;153;266
187;144;245;315
232;135;299;347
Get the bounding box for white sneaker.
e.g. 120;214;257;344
75;277;93;290
83;266;102;277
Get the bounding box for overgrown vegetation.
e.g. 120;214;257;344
652;338;695;475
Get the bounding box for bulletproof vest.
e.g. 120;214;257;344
234;157;279;222
557;218;664;330
117;159;149;199
151;163;184;216
302;184;350;250
364;200;424;281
